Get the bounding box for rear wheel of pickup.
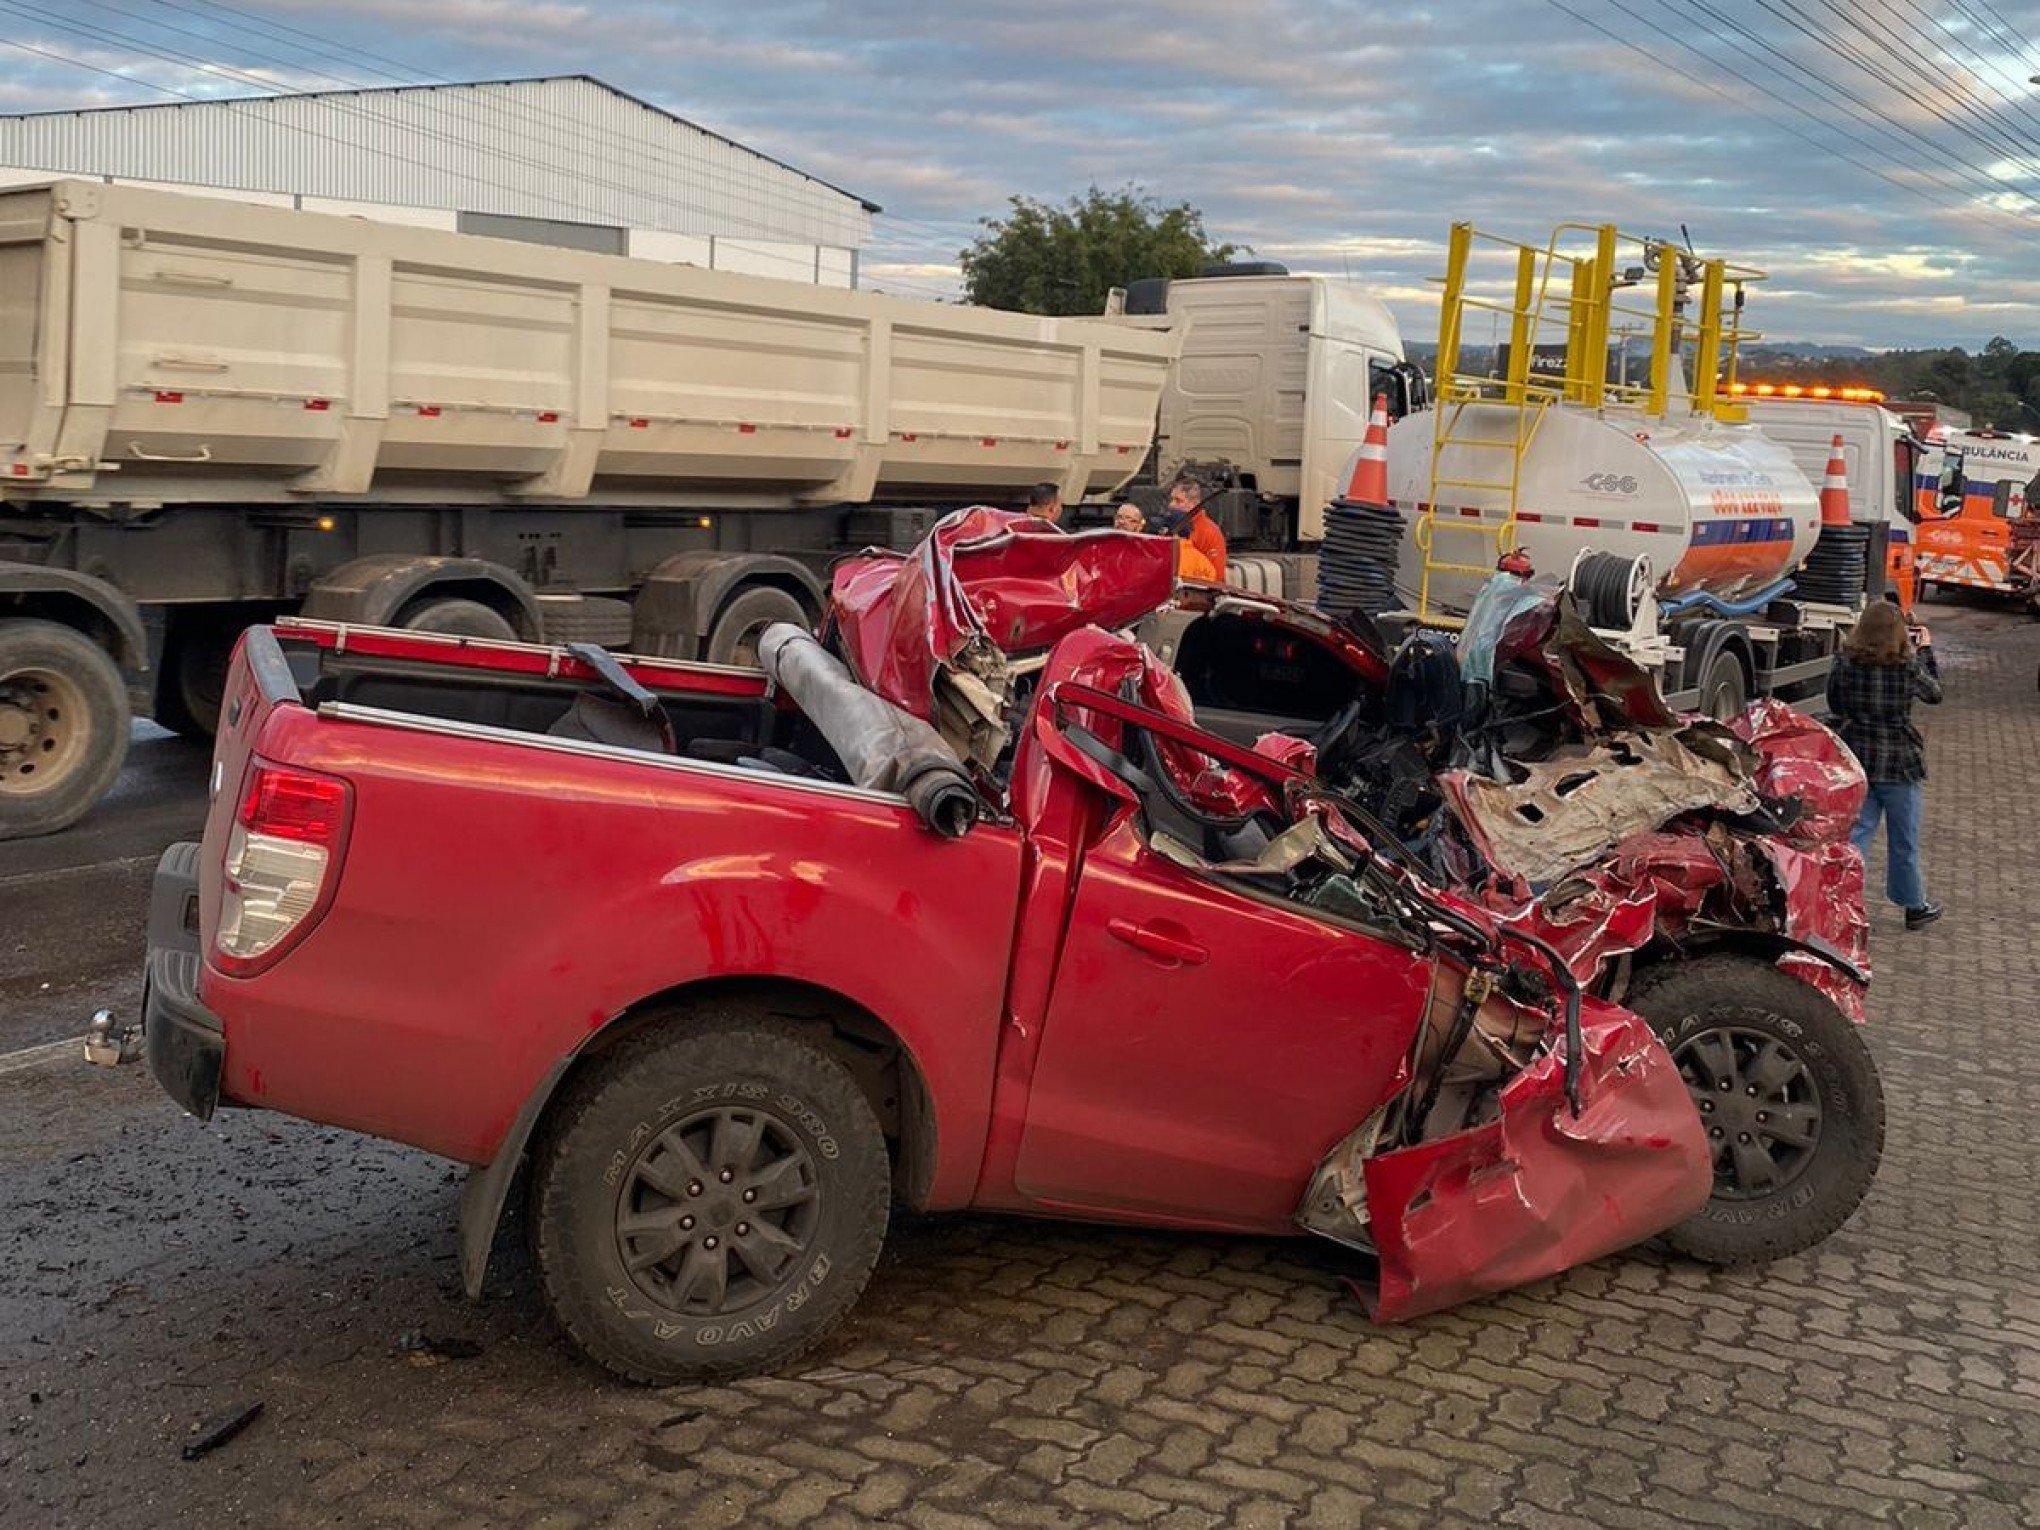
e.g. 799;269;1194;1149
1627;955;1883;1265
531;1014;890;1384
0;618;130;840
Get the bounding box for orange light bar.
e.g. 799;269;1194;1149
1727;381;1886;403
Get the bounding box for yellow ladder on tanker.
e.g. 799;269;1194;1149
1413;223;1581;625
1413;222;1760;624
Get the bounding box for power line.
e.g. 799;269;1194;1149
1643;0;2031;211
1755;0;2040;188
1807;0;2040;169
1540;0;2040;248
1947;0;2038;60
1877;0;2040;158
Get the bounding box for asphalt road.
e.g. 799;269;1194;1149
0;601;2035;1530
0;723;210;1054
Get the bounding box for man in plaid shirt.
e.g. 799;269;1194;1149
1827;602;1942;929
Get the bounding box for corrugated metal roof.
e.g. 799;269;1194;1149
0;76;875;248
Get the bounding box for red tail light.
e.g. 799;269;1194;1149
217;761;352;975
238;765;348;844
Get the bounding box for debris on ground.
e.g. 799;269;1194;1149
393;1332;482;1367
181;1400;263;1460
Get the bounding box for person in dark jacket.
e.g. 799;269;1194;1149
1827;600;1942;929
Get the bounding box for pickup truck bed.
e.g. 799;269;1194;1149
157;622;1020;1190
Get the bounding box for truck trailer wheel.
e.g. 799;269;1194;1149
1696;644;1748;721
530;1013;890;1384
1626;955;1883;1266
396;597;520;641
155;618;239;739
0;619;131;839
707;587;808;668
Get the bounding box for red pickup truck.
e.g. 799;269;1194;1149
139;519;1883;1384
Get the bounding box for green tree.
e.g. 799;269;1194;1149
959;186;1238;315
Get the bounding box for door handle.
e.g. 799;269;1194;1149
1106;917;1209;966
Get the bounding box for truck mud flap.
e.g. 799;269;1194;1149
1353;1002;1710;1324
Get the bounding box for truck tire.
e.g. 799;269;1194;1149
539;595;635;648
396;597;520;641
707;586;808;668
1626;955;1883;1266
0;618;131;839
156;620;238;739
530;1013;890;1384
1696;640;1748;721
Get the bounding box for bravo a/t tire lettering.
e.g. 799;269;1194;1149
531;1013;889;1384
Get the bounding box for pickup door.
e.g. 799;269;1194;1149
1011;816;1433;1233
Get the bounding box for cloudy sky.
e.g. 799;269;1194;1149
3;0;2039;350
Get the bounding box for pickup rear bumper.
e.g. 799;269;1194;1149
143;841;224;1121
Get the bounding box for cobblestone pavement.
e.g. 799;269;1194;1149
2;601;2036;1530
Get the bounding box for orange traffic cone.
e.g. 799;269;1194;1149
1819;434;1852;527
1340;392;1391;505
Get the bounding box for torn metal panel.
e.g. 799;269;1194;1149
1472;582;1681;733
1730;697;1868;845
831;507;1176;769
1439;730;1762;887
1755;837;1871;1022
1345;999;1712;1323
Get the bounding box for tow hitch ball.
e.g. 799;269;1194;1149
83;1008;142;1068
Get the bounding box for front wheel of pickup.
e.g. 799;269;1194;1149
1627;955;1884;1266
531;1014;890;1385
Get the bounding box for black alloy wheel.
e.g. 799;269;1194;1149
1672;1025;1821;1199
614;1105;822;1317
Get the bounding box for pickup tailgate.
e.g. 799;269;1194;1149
142;627;305;1117
196;627;307;938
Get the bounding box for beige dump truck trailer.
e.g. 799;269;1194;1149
0;179;1177;837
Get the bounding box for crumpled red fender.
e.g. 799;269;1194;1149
1753;837;1870;1022
1730;698;1868;845
1360;997;1712;1323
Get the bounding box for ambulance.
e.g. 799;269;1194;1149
1911;428;2040;601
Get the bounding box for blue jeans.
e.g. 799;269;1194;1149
1851;781;1927;909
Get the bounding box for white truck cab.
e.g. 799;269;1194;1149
1121;267;1414;546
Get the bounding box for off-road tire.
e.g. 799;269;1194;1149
531;1014;890;1384
706;587;808;668
396;597;520;641
0;618;130;840
1627;954;1883;1265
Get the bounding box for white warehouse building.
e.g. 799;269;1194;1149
0;74;877;287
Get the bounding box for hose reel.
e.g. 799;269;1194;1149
1568;551;1654;629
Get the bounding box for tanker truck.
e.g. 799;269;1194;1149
0;179;1176;838
1328;223;1870;717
